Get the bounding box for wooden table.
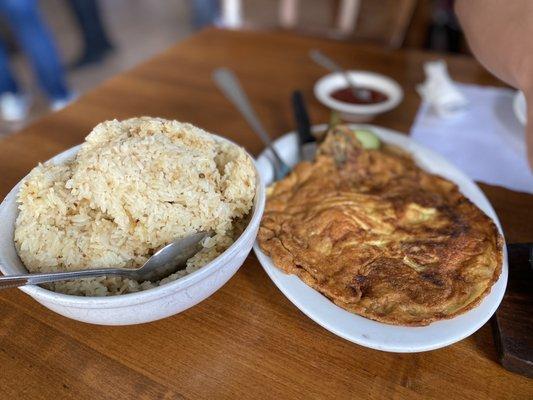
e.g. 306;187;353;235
0;29;531;400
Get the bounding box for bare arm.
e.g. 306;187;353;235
455;0;533;169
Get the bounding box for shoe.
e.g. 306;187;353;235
0;92;29;122
68;45;114;70
50;93;78;112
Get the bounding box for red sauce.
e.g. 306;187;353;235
330;87;388;105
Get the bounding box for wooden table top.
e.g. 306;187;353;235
0;28;531;400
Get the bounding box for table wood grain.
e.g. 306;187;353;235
0;28;531;400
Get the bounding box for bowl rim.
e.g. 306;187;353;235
0;134;266;307
513;90;526;125
314;71;404;115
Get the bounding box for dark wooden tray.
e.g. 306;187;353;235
491;243;533;378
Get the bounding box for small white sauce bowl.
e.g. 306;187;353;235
314;71;404;122
0;138;265;325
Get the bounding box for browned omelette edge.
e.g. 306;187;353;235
333;205;504;326
258;165;504;327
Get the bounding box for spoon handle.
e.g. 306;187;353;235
309;49;359;91
212;67;290;179
213;67;273;148
0;268;132;289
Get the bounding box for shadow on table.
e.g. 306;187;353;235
472;321;499;364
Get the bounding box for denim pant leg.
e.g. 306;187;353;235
68;0;112;54
0;0;70;101
0;37;19;94
192;0;220;29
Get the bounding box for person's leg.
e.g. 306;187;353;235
0;37;19;95
0;0;71;102
192;0;220;29
0;35;29;121
67;0;114;67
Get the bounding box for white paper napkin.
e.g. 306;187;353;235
410;83;533;194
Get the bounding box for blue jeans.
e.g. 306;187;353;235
192;0;220;29
0;0;70;100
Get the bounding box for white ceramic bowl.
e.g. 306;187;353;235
314;71;403;122
0;139;265;325
513;90;527;125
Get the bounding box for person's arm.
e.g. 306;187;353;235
455;0;533;169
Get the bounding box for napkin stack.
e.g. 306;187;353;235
411;62;533;194
417;60;469;118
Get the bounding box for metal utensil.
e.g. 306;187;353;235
212;67;291;180
309;49;371;101
0;232;208;289
291;90;316;162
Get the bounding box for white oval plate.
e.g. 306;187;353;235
253;124;508;353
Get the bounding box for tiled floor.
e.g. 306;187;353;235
0;0;194;136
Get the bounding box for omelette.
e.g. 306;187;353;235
257;125;502;326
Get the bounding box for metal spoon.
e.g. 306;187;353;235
212;67;291;180
309;49;372;101
0;232;208;290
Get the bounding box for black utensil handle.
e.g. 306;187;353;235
292;91;315;145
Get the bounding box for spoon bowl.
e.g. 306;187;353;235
0;232;208;289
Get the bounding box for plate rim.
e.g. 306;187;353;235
253;123;508;353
